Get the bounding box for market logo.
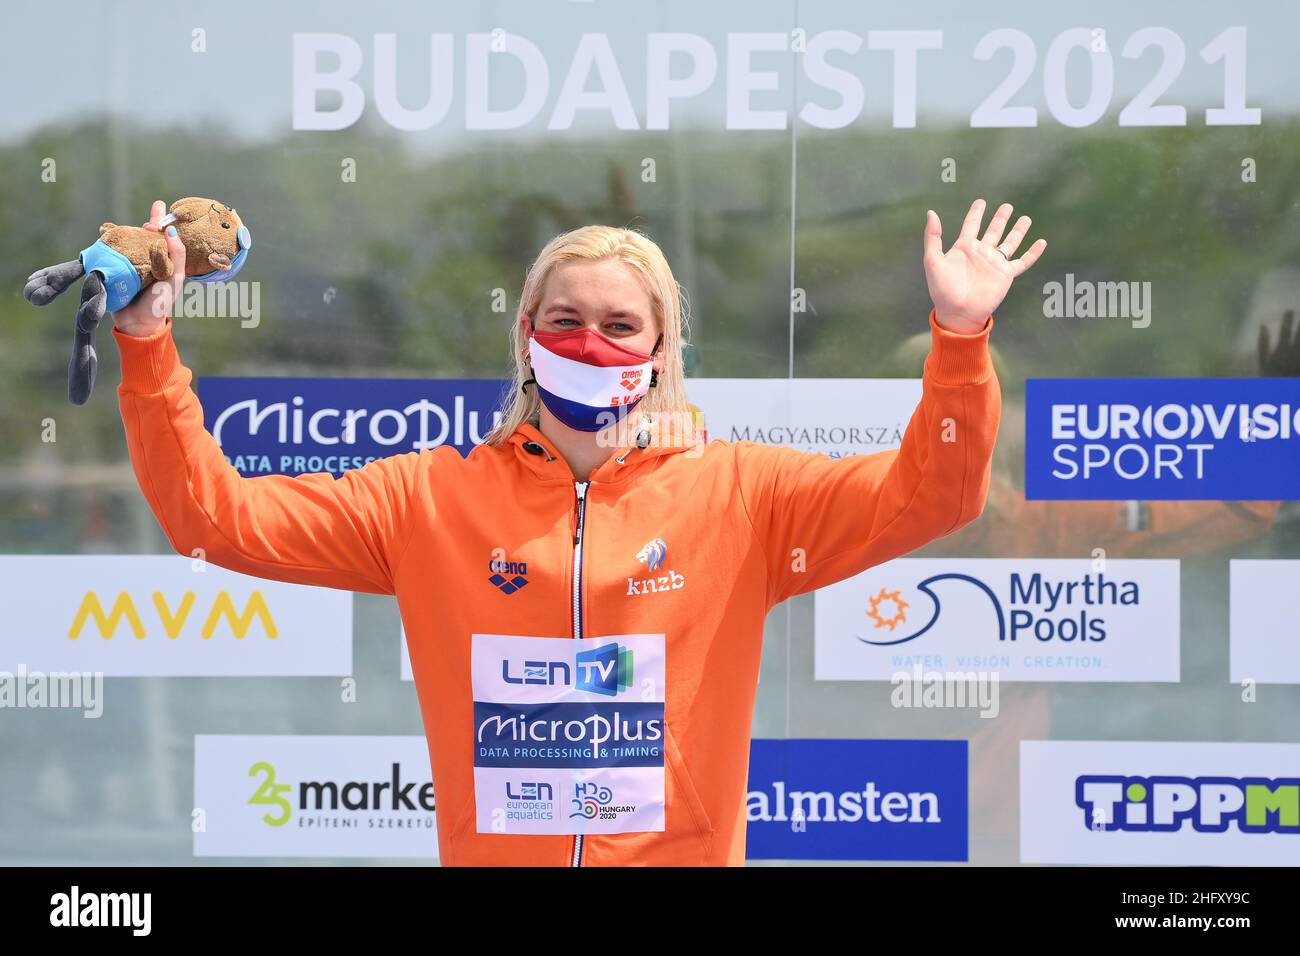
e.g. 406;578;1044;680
856;572;1138;647
1025;379;1300;500
487;557;528;595
627;538;684;597
68;591;277;640
569;782;637;822
1076;775;1300;834
247;760;435;828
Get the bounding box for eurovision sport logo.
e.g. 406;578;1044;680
199;377;506;477
814;558;1180;682
746;739;968;861
1025;378;1300;500
1021;741;1300;865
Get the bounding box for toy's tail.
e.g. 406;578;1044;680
24;260;85;306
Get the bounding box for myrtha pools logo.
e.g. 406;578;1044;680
856;573;1139;646
1076;775;1300;834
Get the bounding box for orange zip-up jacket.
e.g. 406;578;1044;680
113;310;1000;866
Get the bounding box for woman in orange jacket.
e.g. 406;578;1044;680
111;198;1045;866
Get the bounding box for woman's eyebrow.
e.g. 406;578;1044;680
544;304;579;314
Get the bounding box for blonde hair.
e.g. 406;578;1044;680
486;225;694;446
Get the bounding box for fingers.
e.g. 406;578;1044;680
145;225;187;320
980;202;1014;247
166;225;187;302
957;198;986;242
1258;322;1272;371
1009;238;1047;277
143;199;165;232
923;209;943;262
997;215;1032;258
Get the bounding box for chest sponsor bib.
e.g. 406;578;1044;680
470;633;666;835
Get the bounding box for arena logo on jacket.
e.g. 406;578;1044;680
746;739;967;861
1025;378;1300;500
199;377;507;477
470;633;666;835
1021;741;1300;865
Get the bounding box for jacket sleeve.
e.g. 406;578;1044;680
735;310;1001;607
114;319;425;595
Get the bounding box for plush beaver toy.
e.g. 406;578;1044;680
24;197;251;404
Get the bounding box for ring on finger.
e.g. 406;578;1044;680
995;244;1012;260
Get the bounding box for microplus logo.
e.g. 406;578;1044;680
1076;775;1299;834
1026;379;1300;500
200;377;505;477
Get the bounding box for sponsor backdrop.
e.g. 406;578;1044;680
746;739;968;861
0;556;352;677
194;736;438;858
1;0;1297;868
1020;741;1300;865
816;558;1181;682
1229;561;1300;685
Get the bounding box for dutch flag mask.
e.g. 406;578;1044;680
527;325;660;433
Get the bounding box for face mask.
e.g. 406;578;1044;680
527;326;661;432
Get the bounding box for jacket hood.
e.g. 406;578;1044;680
501;420;701;485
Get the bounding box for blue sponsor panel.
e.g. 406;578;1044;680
746;738;967;861
199;377;507;477
473;702;666;769
1026;378;1300;500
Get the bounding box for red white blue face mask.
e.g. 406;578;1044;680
527;324;661;432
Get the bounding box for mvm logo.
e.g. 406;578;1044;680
68;592;278;640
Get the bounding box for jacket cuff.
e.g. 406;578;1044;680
113;319;185;394
924;309;995;386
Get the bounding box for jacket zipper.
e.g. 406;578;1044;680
570;479;590;868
